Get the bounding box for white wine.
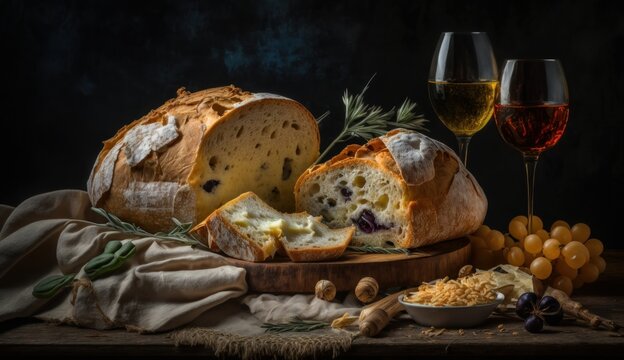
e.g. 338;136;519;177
428;81;498;136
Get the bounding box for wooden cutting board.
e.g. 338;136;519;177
223;237;470;293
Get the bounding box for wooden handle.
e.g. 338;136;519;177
358;287;416;337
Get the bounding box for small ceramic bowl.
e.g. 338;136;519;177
398;291;504;328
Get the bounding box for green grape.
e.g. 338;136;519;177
535;229;549;241
579;263;600;283
474;225;491;238
523;234;543;254
561;241;588;270
506;247;525;267
509;220;528;241
486;230;505;251
469;235;487;249
589;256;606;274
555;259;578;279
543;239;561;260
529;215;544;234
504;235;516;248
570;223;591;243
530;257;552;280
551;226;573;245
585;238;604;258
551;275;573;296
550;220;570;231
511;215;528;226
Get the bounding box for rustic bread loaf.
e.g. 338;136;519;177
204;192;354;262
87;86;319;232
294;129;487;249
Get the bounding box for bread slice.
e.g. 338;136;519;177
294;129;487;249
206;192;354;262
87;86;319;233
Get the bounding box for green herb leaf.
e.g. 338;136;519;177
261;317;329;333
32;273;76;298
315;75;428;164
84;242;136;280
92;208;207;249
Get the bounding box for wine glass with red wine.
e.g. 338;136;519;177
494;59;569;233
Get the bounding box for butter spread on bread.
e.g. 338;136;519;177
202;192;354;262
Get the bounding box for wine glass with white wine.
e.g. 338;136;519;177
428;32;498;166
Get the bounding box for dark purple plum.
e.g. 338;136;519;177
539;296;563;325
524;314;544;333
515;292;538;319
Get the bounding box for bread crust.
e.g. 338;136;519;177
87;86;319;232
294;129;487;248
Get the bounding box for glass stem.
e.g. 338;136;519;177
456;136;471;166
523;154;539;234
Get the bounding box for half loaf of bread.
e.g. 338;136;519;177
203;192;354;262
87;86;319;232
294;129;487;249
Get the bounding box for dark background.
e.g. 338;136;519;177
1;0;622;247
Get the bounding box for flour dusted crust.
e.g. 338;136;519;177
294;129;487;248
88;86;319;233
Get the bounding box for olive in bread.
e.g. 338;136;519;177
203;192;354;262
87;86;319;232
294;129;487;248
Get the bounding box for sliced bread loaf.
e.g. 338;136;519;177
87;86;319;233
205;192;354;262
294;129;487;249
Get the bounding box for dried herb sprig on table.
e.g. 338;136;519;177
261;317;329;333
91;207;207;249
347;245;411;255
315;75;428;164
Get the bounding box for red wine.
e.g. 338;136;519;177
494;104;569;155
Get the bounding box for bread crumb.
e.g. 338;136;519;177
497;324;506;333
458;329;465;336
421;327;446;337
512;331;519;336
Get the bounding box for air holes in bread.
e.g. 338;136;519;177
255;143;261;148
203;179;220;193
353;176;366;188
270;130;277;139
309;183;320;195
327;198;336;207
270;187;280;201
296;146;301;155
375;194;389;210
236;126;244;138
262;126;269;135
282;121;290;128
282;158;293;180
291;123;300;130
209;156;218;170
260;162;269;170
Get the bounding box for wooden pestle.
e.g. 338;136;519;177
359;287;417;337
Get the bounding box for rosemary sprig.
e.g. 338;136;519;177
261;317;329;333
315;75;428;164
91;207;207;249
347;245;410;255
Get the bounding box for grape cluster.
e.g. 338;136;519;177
469;216;606;296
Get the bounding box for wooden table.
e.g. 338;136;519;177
2;251;624;358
